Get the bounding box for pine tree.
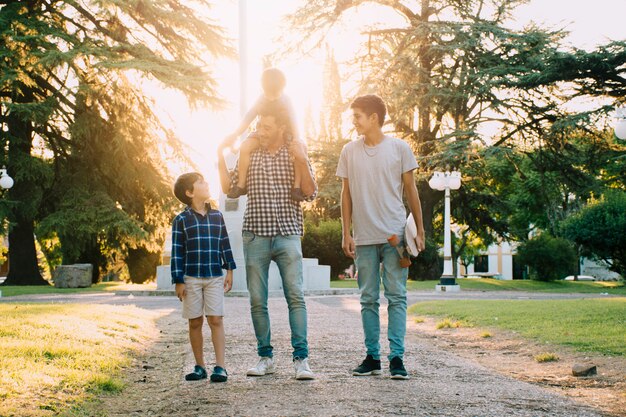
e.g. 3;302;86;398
0;0;233;285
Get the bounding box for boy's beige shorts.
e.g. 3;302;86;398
181;276;225;319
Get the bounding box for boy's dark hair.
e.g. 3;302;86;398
257;100;292;135
261;67;286;95
174;172;203;206
350;94;386;127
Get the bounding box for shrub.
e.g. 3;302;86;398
561;191;626;279
516;234;578;281
302;218;352;279
408;238;441;281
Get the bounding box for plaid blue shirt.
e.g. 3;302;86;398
170;206;236;284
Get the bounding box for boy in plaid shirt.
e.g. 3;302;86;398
171;172;236;382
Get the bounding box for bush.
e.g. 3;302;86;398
302;218;353;279
561;191;626;278
408;238;442;281
516;234;577;281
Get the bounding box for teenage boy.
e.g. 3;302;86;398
336;95;425;379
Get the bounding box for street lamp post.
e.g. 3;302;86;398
429;170;462;292
0;166;13;190
614;106;626;141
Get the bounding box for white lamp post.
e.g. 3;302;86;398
0;166;13;189
429;170;462;292
614;107;626;141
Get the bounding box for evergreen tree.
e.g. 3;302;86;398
285;0;626;245
0;0;232;285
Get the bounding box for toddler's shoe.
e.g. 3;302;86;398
227;185;247;199
291;188;305;202
185;365;207;381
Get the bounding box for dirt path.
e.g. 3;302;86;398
97;295;607;417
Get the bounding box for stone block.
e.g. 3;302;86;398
156;265;173;291
53;264;92;288
572;364;597;377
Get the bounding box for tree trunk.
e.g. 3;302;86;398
3;217;47;285
1;85;48;286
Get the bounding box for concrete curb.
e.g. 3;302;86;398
114;288;360;297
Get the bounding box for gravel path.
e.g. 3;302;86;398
76;293;604;417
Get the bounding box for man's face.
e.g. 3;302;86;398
352;108;378;135
255;115;284;147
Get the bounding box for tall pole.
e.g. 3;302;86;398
441;187;454;282
239;0;247;118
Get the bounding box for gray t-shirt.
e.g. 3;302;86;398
336;136;418;245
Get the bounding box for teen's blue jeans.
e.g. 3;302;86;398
243;231;308;359
355;241;408;361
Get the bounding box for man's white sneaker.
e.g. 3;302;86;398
294;357;315;380
246;357;275;376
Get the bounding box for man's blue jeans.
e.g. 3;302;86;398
243;231;308;359
355;241;408;361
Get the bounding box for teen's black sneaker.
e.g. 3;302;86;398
210;366;228;383
389;356;410;380
352;355;382;376
185;365;208;381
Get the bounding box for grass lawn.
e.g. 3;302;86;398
0;281;157;298
331;278;626;295
408;298;626;356
0;303;158;417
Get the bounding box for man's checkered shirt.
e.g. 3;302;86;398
231;144;316;237
170;207;236;284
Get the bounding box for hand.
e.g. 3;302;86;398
415;234;426;252
342;234;356;259
289;140;308;163
175;283;186;301
224;270;233;293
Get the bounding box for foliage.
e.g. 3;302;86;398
0;1;232;284
284;0;626;277
516;234;578;281
561;191;626;278
306;138;347;220
302;217;353;279
408;237;441;281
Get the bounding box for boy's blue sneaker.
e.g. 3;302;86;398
185;365;208;381
210;366;228;383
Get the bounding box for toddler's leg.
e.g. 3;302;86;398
207;315;226;368
291;162;305;201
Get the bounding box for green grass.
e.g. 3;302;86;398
0;281;156;297
408;298;626;356
0;303;158;417
331;278;626;294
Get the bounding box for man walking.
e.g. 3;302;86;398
337;94;425;379
218;101;317;380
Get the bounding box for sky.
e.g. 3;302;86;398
152;0;626;194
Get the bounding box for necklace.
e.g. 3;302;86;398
362;136;384;157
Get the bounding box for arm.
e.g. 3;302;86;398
402;170;426;252
170;216;187;300
340;177;356;259
290;140;317;197
217;142;236;194
219;213;237;271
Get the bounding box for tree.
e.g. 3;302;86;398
284;0;626;275
516;233;577;281
0;1;232;285
561;191;626;278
